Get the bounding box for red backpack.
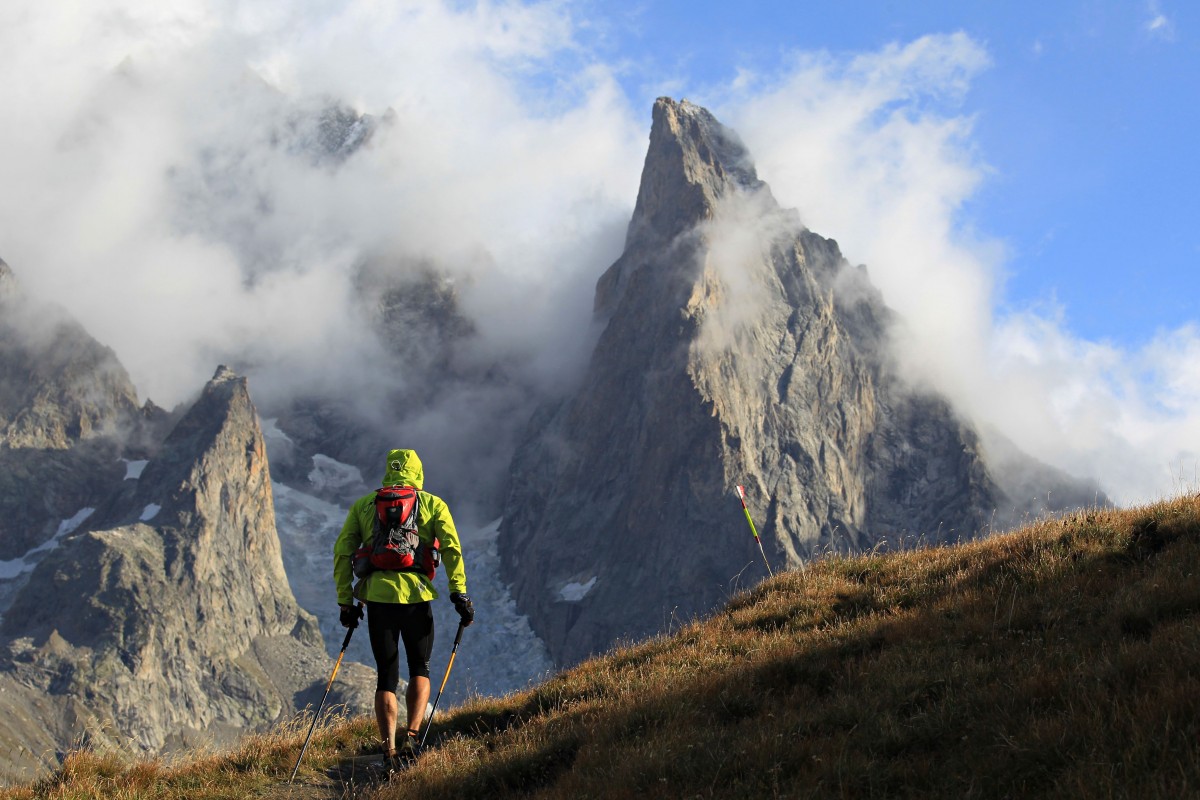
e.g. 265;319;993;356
352;486;441;580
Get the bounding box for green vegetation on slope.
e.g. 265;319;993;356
5;495;1199;799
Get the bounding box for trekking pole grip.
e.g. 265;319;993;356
339;600;364;649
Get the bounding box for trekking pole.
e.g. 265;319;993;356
419;621;466;748
289;601;363;784
736;485;774;577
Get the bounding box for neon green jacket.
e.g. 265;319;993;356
333;449;466;606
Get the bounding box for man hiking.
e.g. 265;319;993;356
334;448;474;764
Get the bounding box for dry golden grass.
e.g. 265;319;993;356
0;711;379;800
381;494;1200;799
6;494;1199;799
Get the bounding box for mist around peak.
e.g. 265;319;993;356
0;4;1193;507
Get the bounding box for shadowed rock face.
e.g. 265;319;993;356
0;261;166;562
499;98;1098;667
0;274;372;782
0;365;373;782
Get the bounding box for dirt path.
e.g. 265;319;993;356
258;757;395;800
259;782;345;800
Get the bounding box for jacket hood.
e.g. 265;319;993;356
382;448;424;489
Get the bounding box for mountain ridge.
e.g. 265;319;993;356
0;270;373;783
0;94;1109;783
500;97;1102;666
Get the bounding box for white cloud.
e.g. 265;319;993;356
692;187;791;356
719;34;997;400
0;5;1194;508
1145;1;1176;40
0;0;644;407
717;33;1198;504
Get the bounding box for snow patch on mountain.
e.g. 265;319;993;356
271;479;348;633
450;518;555;701
4;505;98;577
0;506;94;619
56;507;95;538
122;459;149;480
309;454;364;495
559;576;597;602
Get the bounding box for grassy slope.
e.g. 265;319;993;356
4;495;1199;799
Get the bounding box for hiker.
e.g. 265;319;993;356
334;449;474;762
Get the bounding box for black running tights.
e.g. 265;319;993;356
366;600;434;693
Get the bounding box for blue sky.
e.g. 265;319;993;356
584;0;1197;349
0;0;1195;502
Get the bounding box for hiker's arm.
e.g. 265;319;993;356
432;499;467;595
333;502;363;606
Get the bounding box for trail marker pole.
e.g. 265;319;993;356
736;485;774;577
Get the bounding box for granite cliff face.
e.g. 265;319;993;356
0;260;148;452
0;266;371;783
0;260;166;563
500;98;1100;666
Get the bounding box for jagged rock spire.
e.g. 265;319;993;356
597;98;766;317
500;98;1063;666
0;260;143;450
628;99;761;239
0;361;370;779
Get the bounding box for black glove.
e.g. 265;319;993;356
450;592;474;626
339;604;364;629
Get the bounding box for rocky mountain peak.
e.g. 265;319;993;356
0;360;371;780
501;98;1101;667
631;98;761;237
209;363;239;384
0;263;144;451
596;97;767;317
